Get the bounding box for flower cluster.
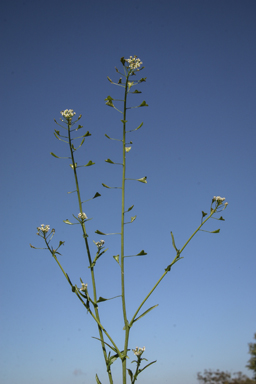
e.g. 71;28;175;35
78;212;88;220
213;196;228;207
132;346;145;357
95;240;105;248
80;283;88;292
37;224;50;233
125;56;143;70
60;109;76;118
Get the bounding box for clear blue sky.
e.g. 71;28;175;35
1;1;256;384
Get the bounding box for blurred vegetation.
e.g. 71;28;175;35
197;370;256;384
246;333;256;380
197;333;256;384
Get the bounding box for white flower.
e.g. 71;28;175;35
213;196;226;203
95;240;105;248
132;346;145;357
80;283;88;292
60;109;76;118
37;224;50;233
212;196;228;209
125;56;143;70
78;212;87;220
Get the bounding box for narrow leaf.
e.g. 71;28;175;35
95;230;106;235
139;360;157;373
170;231;178;252
50;152;60;158
54;132;61;140
77;137;85;149
127;369;133;382
137;250;147;256
133;305;159;323
135;122;143;131
98;295;120;302
63;219;74;225
107;354;119;368
102;183;111;188
105;133;121;141
92;337;117;353
210;229;220;233
95;374;102;384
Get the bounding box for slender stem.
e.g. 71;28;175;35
121;75;130;384
67;121;114;384
130;208;216;327
44;239;122;360
132;356;142;384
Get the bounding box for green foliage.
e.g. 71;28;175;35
95;374;102;384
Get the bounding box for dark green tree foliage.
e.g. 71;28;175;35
197;370;256;384
246;333;256;380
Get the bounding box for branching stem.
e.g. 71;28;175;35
67;121;114;384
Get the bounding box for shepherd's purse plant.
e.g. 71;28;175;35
30;55;228;384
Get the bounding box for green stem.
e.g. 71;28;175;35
44;239;122;360
121;73;130;384
132;356;142;384
130;208;216;327
67;121;114;384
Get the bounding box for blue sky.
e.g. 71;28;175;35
1;1;256;384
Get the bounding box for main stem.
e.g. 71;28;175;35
121;76;130;384
68;121;113;384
